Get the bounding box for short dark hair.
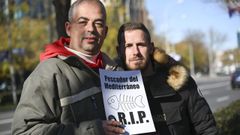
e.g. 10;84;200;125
68;0;106;22
117;22;151;47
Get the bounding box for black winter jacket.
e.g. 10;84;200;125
142;48;218;135
115;48;218;135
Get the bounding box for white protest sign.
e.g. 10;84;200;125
99;69;156;135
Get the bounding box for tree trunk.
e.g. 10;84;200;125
52;0;71;38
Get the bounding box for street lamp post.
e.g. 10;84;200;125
189;43;195;76
208;33;215;77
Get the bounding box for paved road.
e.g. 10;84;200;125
1;76;240;135
0;110;14;135
196;76;240;112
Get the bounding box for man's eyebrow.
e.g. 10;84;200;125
137;41;147;44
76;17;105;22
95;18;105;22
125;43;133;46
76;17;89;21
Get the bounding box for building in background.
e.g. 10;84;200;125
125;0;153;32
99;0;153;30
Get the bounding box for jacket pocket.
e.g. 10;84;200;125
161;102;192;135
161;103;182;125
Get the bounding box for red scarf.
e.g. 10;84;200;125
40;37;103;68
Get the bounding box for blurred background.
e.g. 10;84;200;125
0;0;240;135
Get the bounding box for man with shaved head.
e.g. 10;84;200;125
12;0;125;134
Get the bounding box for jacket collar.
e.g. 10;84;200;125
152;47;189;92
144;73;177;98
145;47;189;98
58;52;121;73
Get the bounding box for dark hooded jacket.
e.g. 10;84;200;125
12;37;121;135
117;48;218;135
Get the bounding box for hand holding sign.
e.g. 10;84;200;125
102;120;125;135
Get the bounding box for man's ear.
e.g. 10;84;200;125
65;22;71;37
104;25;108;38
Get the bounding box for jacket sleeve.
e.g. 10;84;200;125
187;77;218;135
11;71;105;135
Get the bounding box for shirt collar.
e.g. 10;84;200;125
64;46;99;64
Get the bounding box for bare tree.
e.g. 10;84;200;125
185;30;207;75
175;30;209;74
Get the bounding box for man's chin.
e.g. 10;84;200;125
126;65;145;70
83;47;100;55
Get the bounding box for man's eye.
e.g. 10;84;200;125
138;43;147;47
125;44;132;48
76;21;87;25
94;22;104;27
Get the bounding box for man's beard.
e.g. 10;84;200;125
126;59;148;71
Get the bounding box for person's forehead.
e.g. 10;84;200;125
73;1;105;19
124;30;146;39
76;1;102;10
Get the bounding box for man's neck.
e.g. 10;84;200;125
64;46;99;64
141;62;155;78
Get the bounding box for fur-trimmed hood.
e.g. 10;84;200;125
115;47;189;91
153;47;189;91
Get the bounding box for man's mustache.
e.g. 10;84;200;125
129;57;144;61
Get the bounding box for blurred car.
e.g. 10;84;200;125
231;68;240;89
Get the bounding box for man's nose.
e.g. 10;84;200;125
132;45;140;55
86;22;94;32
